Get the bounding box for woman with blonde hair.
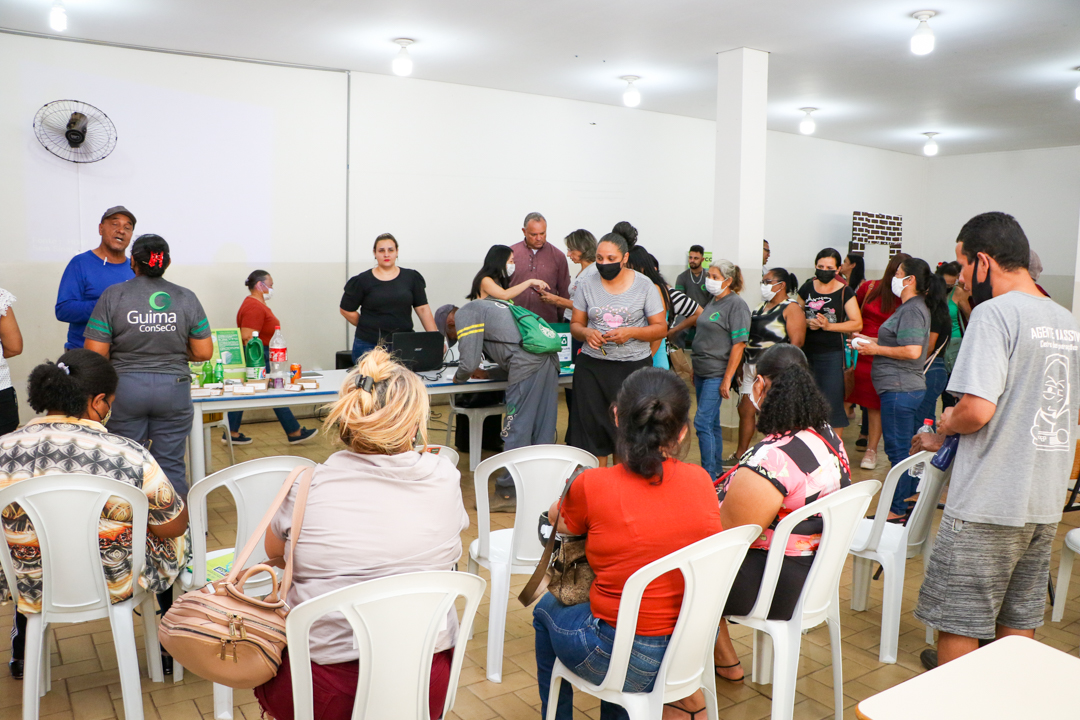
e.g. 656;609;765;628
255;347;469;720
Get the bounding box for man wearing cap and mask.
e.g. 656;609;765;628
55;206;137;350
434;300;560;511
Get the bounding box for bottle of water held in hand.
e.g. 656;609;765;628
269;326;287;388
911;419;935;479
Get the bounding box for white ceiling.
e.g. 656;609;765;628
3;0;1080;155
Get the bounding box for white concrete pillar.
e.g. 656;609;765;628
1073;205;1080;323
712;47;769;290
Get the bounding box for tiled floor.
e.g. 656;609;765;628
3;398;1079;720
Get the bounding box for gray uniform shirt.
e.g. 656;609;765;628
85;276;211;376
871;295;929;393
676;267;710;310
692;293;752;378
573;272;664;362
452;299;557;385
946;291;1080;526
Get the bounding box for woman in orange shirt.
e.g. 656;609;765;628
533;367;722;720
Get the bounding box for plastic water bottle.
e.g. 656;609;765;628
911;419;935;479
269;326;287;388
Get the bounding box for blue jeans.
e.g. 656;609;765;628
227;356;301;436
351;338;379;364
533;594;670;720
880;389;926;515
917;357;948;428
693;376;724;479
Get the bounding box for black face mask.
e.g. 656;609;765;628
596;262;622;281
815;269;837;283
970;256;993;308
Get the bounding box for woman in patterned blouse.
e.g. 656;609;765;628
0;349;189;679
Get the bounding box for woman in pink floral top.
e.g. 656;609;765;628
712;343;851;686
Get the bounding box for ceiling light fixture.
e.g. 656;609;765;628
910;11;936;55
799;108;817;135
922;132;939;156
49;1;67;32
621;76;641;108
392;39;414;77
1074;67;1080;101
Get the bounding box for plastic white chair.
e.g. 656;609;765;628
467;444;598;682
848;452;950;662
727;480;881;720
175;455;317;720
286;570;486;720
1052;527;1080;625
202;412;235;474
0;474;164;720
424;444;460;469
546;525;761;720
444;397;506;471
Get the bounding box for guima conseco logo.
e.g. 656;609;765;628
128;291;178;331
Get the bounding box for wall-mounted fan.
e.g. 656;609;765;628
33;99;117;163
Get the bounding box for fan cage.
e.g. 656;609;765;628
34;99;117;163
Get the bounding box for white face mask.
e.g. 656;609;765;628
749;377;764;411
891;275;910;297
258;283;274;301
506;263;516;276
705;277;727;296
760;282;778;301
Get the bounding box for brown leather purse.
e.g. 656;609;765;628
158;466;313;689
518;476;595;607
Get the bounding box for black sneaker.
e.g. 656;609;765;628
920;648;938;671
224;432;253;446
287;427;318;445
8;658;23;679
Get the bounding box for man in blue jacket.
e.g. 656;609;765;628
55;206;136;349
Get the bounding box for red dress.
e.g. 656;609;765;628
847;281;897;409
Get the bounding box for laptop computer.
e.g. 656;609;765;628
392;331;445;372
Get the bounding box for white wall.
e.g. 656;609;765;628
0;34;347;420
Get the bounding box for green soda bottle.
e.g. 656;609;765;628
213;360;224;384
245;332;266;379
201;361;214;386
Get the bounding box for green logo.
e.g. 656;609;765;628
149;291;172;311
709;311;720;322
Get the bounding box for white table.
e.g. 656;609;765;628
189;366;573;485
855;635;1080;719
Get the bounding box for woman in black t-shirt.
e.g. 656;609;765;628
916;272;952;426
339;233;438;363
796;248;862;428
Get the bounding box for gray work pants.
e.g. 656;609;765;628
107;372;194;497
497;360;559;489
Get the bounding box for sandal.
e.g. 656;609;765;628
714;660;744;683
664;702;708;719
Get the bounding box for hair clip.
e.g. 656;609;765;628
149;252;164;267
57;362;70;375
355;374;375;393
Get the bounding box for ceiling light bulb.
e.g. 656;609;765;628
799;107;817;135
910;11;936;55
922;132;939;156
392;39;414;77
50;2;67;31
621;76;641;108
1074;68;1080;101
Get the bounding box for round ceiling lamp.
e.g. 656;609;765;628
922;132;939;156
392;39;414;77
621;76;641;108
1074;67;1080;101
50;1;67;31
799;108;817;135
910;11;936;55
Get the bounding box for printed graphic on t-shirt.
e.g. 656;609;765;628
803;294;838;323
1031;353;1071;450
590;305;630;332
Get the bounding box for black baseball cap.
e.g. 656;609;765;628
100;206;137;226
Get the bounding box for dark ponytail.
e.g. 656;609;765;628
754;344;831;435
767;267;798;296
614;367;691;483
901;257;934;295
27;349;118;417
130;234;171;278
611;221;639;249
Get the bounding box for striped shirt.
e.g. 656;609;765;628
573;272;665;362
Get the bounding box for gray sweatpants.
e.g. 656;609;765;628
107;372;194;497
497;360;559;489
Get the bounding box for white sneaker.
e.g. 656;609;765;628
860;448;877;470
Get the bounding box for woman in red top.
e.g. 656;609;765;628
226;270;316;445
848;253;909;469
533;367;722;720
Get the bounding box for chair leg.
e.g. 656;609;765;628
214;684;234;720
751;629;773;685
22;614;44;720
922;548;935;645
828;604;844;720
140;594;164;682
109;602;146;720
468;411;484;472
445;409;455;446
544;674;563;720
485;562;511;683
467;555;479;640
850;556;871;612
223;424;235;467
878;554;904;664
768;625;801;720
204;426;214;476
1053;544;1075;623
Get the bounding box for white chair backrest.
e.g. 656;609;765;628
187;456;317;582
285;570;486;720
598;525;760;697
423;444;460;469
905;462;950;556
852;452;929;553
747;480;880;628
473;445;598;566
0;474;149;623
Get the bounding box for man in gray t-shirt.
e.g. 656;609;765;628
914;212;1080;668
